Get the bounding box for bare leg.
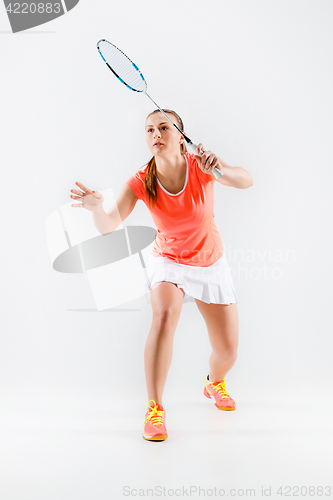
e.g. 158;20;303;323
208;349;237;382
144;281;185;406
195;301;239;382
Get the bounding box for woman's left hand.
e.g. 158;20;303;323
194;143;220;175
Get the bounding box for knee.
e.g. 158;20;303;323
217;343;238;363
152;308;179;332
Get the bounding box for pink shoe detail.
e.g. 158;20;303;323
204;378;236;410
142;400;168;441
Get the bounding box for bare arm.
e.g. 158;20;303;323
92;183;138;235
195;143;253;189
214;156;253;189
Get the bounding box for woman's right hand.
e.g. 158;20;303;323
70;181;104;212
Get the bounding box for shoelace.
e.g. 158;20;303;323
211;379;230;399
144;399;165;426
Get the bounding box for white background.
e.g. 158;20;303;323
1;1;332;498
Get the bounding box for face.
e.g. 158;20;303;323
145;112;184;156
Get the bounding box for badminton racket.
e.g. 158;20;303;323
96;39;223;180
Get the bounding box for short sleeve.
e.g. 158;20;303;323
186;152;215;184
125;168;147;201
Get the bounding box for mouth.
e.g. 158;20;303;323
153;142;164;147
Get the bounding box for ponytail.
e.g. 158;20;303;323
144;109;187;209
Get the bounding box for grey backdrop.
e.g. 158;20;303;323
1;1;332;499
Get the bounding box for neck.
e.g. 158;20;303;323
155;152;186;180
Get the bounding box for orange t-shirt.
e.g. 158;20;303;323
125;152;224;267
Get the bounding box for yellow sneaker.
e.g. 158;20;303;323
142;400;168;441
203;375;236;410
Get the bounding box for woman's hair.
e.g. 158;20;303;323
144;109;187;209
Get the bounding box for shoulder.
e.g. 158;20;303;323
125;163;149;201
134;163;149;179
127;163;149;184
184;152;200;176
184;152;214;184
184;152;197;166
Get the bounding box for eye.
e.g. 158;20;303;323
162;126;168;130
147;128;153;132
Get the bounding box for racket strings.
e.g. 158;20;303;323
98;40;146;92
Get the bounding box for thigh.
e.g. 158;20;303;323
195;300;239;352
150;281;185;323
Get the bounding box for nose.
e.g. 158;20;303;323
153;128;161;140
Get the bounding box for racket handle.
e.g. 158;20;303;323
186;141;223;180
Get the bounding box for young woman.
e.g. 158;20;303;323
70;109;253;442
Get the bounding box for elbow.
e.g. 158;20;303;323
238;170;253;189
246;175;253;188
239;178;253;189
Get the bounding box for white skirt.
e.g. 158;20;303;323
145;253;239;305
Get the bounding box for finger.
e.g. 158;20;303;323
206;160;217;173
75;181;93;194
70;194;83;200
71;203;83;208
206;159;215;172
204;152;215;167
196;143;204;155
194;153;202;164
201;152;210;169
208;154;217;167
70;189;84;197
211;155;220;168
202;150;212;161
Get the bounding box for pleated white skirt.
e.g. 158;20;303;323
145;253;239;305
